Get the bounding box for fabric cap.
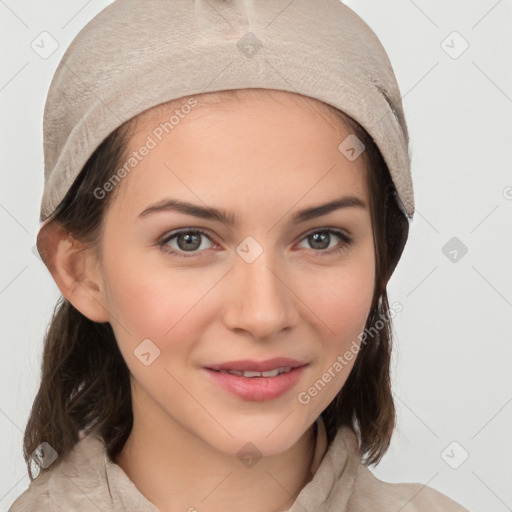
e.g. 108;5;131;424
39;0;414;227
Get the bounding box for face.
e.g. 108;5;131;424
93;89;375;456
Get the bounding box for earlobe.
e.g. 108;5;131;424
37;221;110;323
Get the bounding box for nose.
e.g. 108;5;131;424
221;248;299;340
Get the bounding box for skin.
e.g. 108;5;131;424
41;89;375;512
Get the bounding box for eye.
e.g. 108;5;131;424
158;229;218;258
297;229;353;256
158;227;353;259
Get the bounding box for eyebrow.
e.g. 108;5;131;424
138;195;366;225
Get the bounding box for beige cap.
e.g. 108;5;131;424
40;0;414;226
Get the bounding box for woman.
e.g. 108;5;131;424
10;0;468;510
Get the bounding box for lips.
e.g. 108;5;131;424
206;357;307;373
203;364;308;401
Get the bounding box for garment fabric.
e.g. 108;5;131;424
39;0;414;231
10;417;468;511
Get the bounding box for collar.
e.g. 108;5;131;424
46;417;361;511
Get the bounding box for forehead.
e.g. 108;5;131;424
132;88;337;124
109;89;369;220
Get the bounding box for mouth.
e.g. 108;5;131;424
210;367;294;378
205;357;307;374
202;359;308;401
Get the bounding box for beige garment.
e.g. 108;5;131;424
39;0;415;226
9;417;468;512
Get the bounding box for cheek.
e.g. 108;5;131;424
103;270;206;400
300;258;375;337
101;251;221;355
293;264;374;412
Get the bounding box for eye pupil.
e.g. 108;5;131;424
309;232;330;250
178;233;201;251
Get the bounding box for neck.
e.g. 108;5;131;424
113;398;318;512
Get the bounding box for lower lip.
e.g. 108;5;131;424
203;366;307;401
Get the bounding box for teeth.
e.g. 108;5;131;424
219;367;292;378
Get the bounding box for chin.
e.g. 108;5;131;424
202;414;311;458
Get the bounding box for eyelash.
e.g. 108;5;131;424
158;228;353;259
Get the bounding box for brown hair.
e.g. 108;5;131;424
23;90;409;480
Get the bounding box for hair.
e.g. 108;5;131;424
23;89;409;480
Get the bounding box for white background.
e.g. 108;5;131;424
1;1;511;511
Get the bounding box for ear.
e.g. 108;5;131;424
37;221;110;323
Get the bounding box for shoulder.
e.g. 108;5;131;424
8;433;113;512
350;460;469;511
332;427;469;512
8;470;52;512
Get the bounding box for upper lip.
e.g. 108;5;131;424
206;357;308;372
